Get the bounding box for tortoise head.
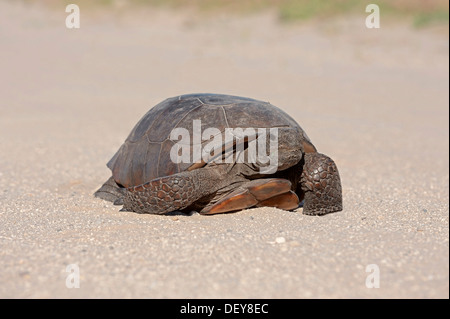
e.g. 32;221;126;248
299;152;343;215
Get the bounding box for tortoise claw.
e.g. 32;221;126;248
114;198;124;206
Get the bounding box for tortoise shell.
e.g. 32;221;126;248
107;93;313;188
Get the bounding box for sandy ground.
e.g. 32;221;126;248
0;1;448;298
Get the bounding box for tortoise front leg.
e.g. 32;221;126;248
300;153;343;215
122;166;228;214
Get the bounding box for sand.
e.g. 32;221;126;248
0;1;448;298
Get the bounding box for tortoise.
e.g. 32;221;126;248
95;93;342;215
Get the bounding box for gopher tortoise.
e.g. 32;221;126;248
95;93;342;215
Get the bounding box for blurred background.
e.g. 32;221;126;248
24;0;450;27
2;0;448;176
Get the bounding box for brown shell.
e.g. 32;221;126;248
107;93;313;188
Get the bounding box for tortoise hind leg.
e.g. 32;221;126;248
94;176;126;205
200;178;300;215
